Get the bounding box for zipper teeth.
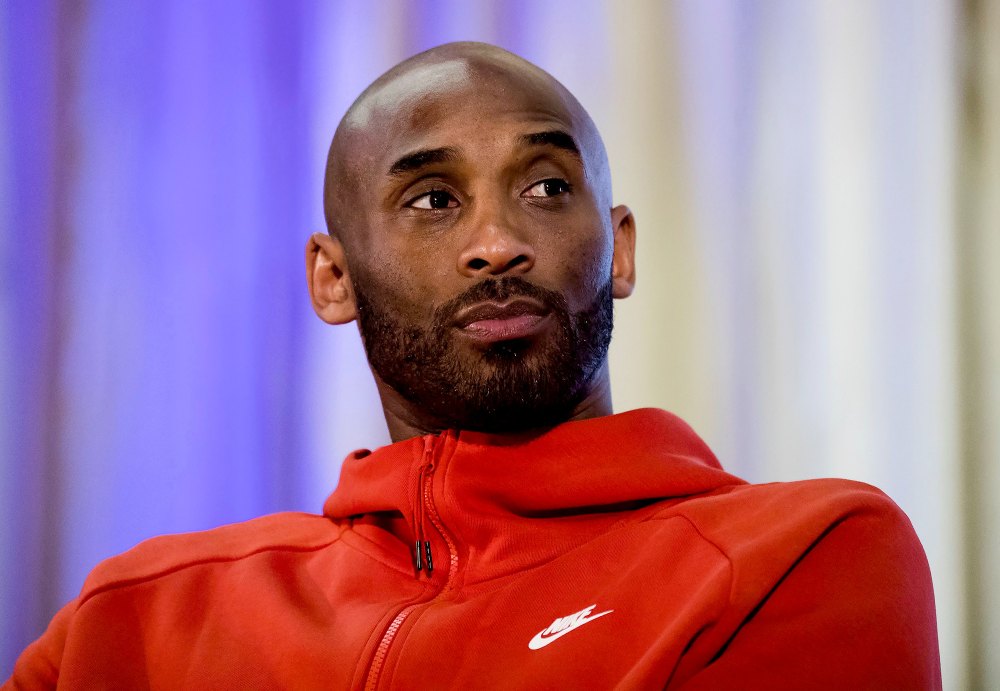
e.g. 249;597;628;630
363;606;415;691
364;433;458;690
415;461;428;571
422;457;460;589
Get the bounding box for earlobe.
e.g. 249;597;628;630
306;232;357;325
610;205;636;299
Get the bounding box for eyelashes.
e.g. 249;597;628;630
522;179;572;198
405;178;572;210
408;190;458;210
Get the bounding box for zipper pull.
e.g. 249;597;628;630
414;438;436;577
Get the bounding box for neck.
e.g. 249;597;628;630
375;362;615;442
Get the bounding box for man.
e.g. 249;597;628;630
7;42;939;689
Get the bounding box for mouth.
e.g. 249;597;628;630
452;298;552;345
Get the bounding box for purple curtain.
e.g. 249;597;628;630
2;0;324;671
0;0;611;674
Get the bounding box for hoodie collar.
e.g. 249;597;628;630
324;409;743;583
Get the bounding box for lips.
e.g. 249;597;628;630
452;298;551;344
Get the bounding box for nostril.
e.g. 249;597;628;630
468;258;489;271
507;255;529;270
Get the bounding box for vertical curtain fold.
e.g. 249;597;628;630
959;1;1000;687
0;0;82;669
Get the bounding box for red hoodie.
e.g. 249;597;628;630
6;409;940;689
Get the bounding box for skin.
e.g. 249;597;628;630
306;42;636;442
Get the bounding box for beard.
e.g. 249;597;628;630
351;271;614;434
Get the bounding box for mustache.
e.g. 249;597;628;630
432;277;568;328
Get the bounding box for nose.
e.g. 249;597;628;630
457;198;535;277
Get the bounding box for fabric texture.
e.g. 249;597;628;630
4;409;940;689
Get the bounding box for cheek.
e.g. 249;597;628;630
546;223;614;306
348;246;407;311
561;220;614;292
355;247;450;323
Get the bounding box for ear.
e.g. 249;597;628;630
306;232;357;324
610;205;636;299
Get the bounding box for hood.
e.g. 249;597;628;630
324;408;744;584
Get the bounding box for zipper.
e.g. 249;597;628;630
363;605;417;691
414;460;433;574
363;433;460;691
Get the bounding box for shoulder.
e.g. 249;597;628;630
660;480;940;685
660;478;927;586
673;477;913;547
78;511;342;605
661;478;931;609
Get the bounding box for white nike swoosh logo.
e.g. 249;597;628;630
528;605;614;650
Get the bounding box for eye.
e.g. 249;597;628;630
409;190;458;210
523;178;572;198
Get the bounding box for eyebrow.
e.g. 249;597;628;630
386;130;582;178
388;147;460;177
518;130;582;160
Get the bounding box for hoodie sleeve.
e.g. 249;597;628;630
672;492;941;690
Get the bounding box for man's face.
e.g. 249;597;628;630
338;60;620;433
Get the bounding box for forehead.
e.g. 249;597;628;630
347;58;584;170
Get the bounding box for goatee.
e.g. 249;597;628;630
352;273;613;434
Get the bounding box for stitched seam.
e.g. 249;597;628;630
79;530;347;607
660;514;735;604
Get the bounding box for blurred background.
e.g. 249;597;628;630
1;0;996;686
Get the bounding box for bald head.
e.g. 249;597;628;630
323;42;612;242
307;41;636;438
